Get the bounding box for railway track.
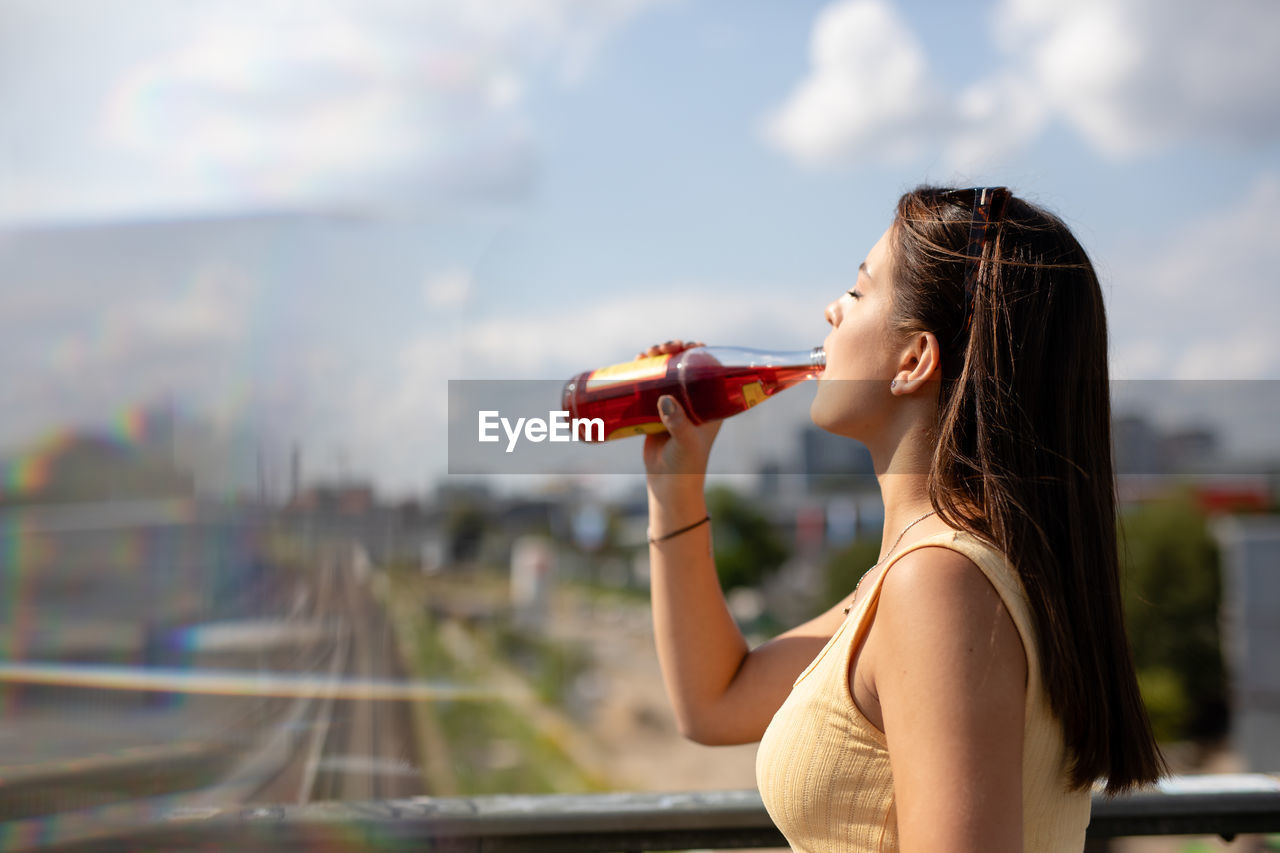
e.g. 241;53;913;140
0;540;427;851
306;558;424;802
249;545;424;804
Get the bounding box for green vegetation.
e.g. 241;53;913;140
387;573;604;795
822;536;882;607
434;699;598;794
707;485;789;591
410;611;466;681
1135;667;1192;745
491;625;593;710
1120;491;1227;742
443;501;489;564
571;577;649;604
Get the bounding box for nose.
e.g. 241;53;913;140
825;298;841;327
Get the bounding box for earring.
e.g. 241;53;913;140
890;379;898;390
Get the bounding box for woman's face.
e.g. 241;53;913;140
810;225;906;440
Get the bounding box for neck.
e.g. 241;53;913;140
866;403;941;553
876;473;936;555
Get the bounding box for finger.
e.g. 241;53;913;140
656;394;693;438
638;341;676;358
638;339;703;359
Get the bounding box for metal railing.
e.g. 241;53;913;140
43;774;1280;852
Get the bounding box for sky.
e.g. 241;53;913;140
2;0;1279;497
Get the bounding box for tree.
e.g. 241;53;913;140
705;486;789;591
445;501;489;565
1119;490;1227;742
822;536;883;611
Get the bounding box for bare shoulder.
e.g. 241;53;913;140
874;544;1027;684
870;543;1028;851
880;544;1005;612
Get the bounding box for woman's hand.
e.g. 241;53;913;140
636;340;723;485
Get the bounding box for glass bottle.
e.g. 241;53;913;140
561;345;826;441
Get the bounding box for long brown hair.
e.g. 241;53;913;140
890;186;1164;793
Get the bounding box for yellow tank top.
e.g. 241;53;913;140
755;529;1091;851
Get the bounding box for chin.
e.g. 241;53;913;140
811;381;880;443
809;392;853;439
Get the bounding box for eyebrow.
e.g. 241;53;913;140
859;261;873;282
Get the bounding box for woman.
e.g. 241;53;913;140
639;186;1164;851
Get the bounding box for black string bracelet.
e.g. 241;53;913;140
647;514;711;544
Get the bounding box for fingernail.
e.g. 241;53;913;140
659;397;675;417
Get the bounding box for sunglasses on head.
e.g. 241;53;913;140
940;186;1009;334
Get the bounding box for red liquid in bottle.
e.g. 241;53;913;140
562;346;824;441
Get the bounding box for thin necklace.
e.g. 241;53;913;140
843;509;937;615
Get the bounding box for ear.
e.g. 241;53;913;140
890;331;942;394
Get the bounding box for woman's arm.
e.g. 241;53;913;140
646;470;851;744
870;546;1027;852
642;352;850;745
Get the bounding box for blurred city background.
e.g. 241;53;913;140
2;0;1279;850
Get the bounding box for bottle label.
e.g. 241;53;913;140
605;421;668;441
742;380;765;408
585;354;670;391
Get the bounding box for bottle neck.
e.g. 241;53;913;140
693;345;826;372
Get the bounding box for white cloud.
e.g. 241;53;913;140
366;288;829;486
0;219;337;467
0;264;260;449
110;265;256;345
424;269;474;309
453;290;826;379
997;0;1280;156
762;0;947;167
0;198;829;492
0;0;669;226
946;71;1048;170
765;0;1280;169
1108;172;1280;379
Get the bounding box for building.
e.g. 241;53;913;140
1212;514;1280;771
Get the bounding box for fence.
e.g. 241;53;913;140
47;774;1280;852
